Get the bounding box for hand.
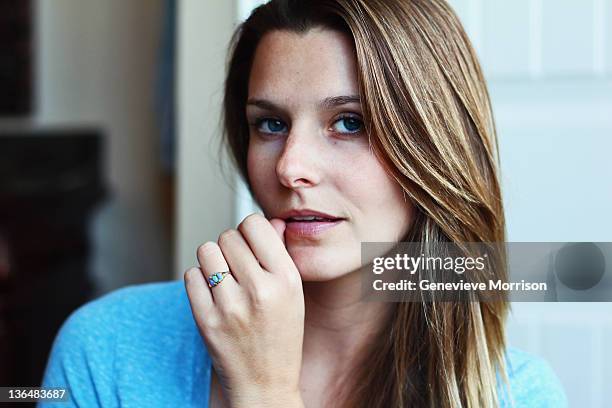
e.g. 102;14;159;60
184;214;305;408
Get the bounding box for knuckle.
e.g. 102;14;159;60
202;314;222;330
183;267;201;285
219;303;249;329
197;241;218;259
285;274;302;291
218;229;238;246
239;213;266;232
251;286;274;308
220;302;244;320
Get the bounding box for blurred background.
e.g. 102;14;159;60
0;0;611;407
0;0;173;395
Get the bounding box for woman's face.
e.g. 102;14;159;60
246;28;414;281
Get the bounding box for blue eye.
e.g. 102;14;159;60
256;118;288;134
332;116;363;134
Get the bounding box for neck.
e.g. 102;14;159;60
301;268;395;373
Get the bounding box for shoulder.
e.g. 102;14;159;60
500;347;568;408
40;280;206;407
59;280;193;339
94;279;190;312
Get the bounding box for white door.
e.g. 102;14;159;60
187;1;612;405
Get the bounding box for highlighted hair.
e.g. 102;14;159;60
223;1;509;406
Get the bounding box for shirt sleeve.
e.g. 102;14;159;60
500;348;568;408
37;293;122;408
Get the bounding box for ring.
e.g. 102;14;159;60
207;270;231;288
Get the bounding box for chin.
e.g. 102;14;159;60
287;245;361;282
296;267;342;282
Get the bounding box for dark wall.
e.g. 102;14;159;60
0;0;32;115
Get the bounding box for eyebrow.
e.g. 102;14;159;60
246;95;361;112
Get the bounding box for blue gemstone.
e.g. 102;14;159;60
212;275;219;283
216;273;223;280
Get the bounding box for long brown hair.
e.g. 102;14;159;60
222;1;509;407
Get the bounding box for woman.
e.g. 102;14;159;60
40;0;567;407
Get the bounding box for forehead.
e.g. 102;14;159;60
248;28;359;101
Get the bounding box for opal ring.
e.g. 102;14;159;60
208;270;231;288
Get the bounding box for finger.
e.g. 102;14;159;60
269;218;286;245
196;242;240;303
184;266;214;323
217;228;262;286
238;214;294;274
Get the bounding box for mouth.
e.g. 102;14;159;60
280;209;345;238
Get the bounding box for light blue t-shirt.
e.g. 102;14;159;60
39;281;567;407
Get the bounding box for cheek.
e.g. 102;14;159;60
247;144;277;208
246;147;258;186
345;155;413;238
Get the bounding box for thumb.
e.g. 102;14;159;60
269;218;286;245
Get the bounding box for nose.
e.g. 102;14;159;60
275;126;321;189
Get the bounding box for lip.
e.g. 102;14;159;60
278;208;345;238
279;208;342;221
